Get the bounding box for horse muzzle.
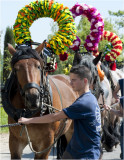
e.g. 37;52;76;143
21;83;42;110
25;89;41;110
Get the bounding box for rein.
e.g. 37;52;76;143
24;119;67;154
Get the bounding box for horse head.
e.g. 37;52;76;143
73;52;102;99
8;42;46;111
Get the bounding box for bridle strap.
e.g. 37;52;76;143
21;83;41;96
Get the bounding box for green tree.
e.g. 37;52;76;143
0;52;3;85
109;10;124;29
3;27;15;83
0;31;3;85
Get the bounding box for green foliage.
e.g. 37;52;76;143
109;10;124;29
3;27;15;83
0;107;8;133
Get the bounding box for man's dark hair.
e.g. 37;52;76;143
70;65;92;84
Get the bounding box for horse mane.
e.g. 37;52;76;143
100;63;111;81
80;54;98;80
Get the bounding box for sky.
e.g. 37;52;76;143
0;0;124;54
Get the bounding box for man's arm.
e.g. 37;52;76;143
110;109;123;117
18;111;68;124
103;104;123;117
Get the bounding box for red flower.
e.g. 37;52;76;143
105;55;111;61
110;62;116;71
59;52;68;61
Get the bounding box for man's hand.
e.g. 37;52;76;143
103;104;111;111
18;117;31;124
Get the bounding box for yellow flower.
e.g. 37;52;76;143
22;23;26;26
63;67;69;75
68;64;72;70
18;39;24;44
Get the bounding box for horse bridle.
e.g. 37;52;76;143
13;67;44;98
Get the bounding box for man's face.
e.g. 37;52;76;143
70;73;84;92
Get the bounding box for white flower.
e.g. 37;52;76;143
90;36;95;40
92;29;98;32
91;19;95;24
70;41;80;48
94;10;99;16
76;6;80;14
87;43;93;47
74;41;80;46
95;22;103;28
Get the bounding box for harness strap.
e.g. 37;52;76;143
21;83;41;96
24;119;67;154
99;88;106;112
49;77;63;108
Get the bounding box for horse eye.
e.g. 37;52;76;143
37;65;41;69
13;68;18;74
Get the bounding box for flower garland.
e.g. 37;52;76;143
70;3;104;52
93;31;123;62
93;31;123;70
13;0;77;55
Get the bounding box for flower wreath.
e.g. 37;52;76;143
69;3;104;52
93;31;123;62
13;0;77;56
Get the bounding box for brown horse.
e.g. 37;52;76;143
3;42;79;159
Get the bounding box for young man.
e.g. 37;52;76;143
18;65;101;160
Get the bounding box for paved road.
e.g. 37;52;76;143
0;133;121;160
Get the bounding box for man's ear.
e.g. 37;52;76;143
8;43;16;55
35;40;46;54
84;78;88;84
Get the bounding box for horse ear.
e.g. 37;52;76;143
93;52;103;65
73;52;82;66
8;43;16;55
35;40;46;54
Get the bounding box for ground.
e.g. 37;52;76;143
0;133;121;160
